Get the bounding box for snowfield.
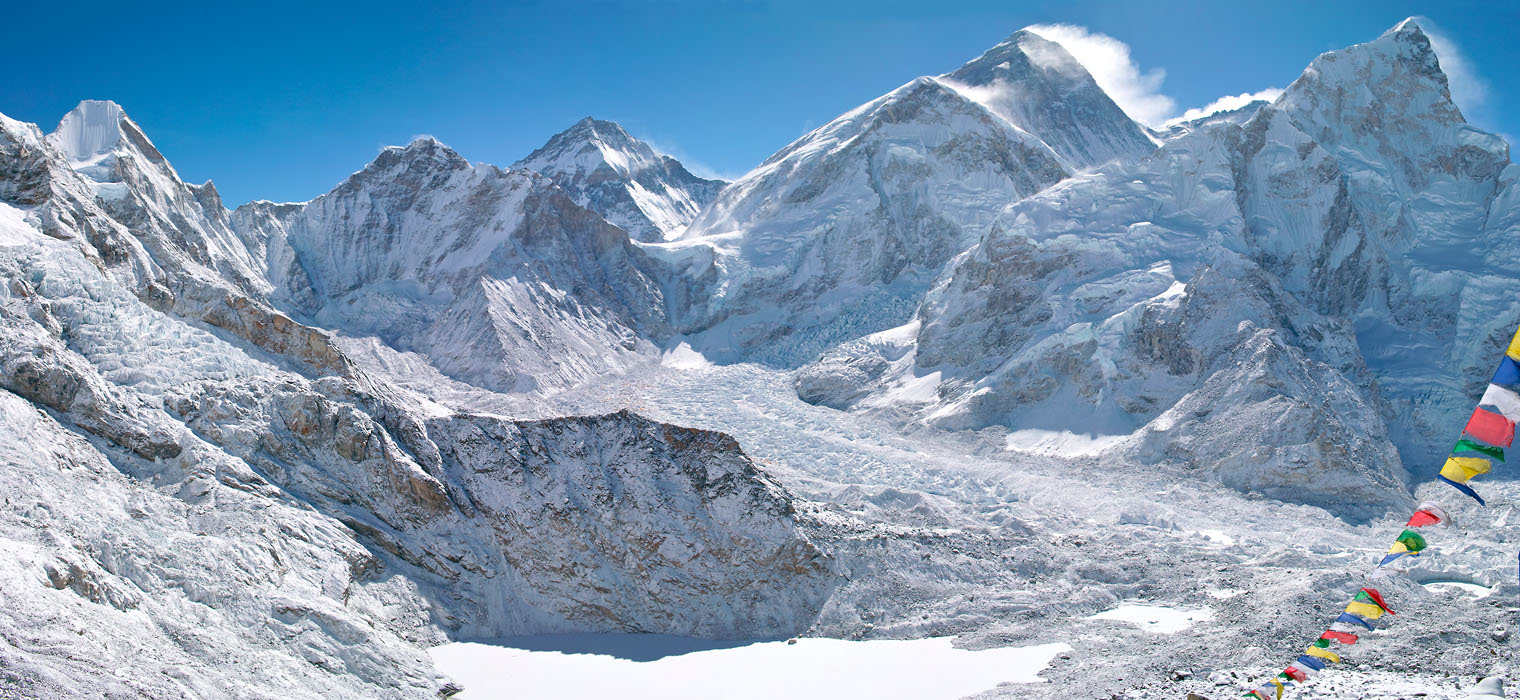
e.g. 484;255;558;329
430;636;1073;699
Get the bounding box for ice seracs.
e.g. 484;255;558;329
515;117;725;242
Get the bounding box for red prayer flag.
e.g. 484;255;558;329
1283;666;1308;682
1359;588;1394;615
1406;510;1442;527
1320;630;1359;645
1465;407;1515;447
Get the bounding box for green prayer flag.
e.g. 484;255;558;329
1396;529;1427;552
1453;438;1504;461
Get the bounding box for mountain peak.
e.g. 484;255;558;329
374;136;470;170
939;28;1156;169
50;100;127;162
189;179;226;217
571;116;628;136
1389;16;1427;37
947;29;1095;91
1271;17;1470;136
514;117;724;242
517;116;656;181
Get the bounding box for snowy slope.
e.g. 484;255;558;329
16;101;355;376
515;117;725;242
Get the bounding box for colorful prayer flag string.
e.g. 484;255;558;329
1239;321;1517;698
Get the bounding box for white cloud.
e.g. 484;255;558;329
1170;88;1284;125
1025;24;1176;128
1024;24;1285;129
1421;22;1489;120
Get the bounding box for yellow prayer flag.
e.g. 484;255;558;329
1508;325;1520;360
1441;456;1492;483
1304;646;1341;663
1345;600;1384;620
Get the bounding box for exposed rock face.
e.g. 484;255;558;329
424;411;835;637
165;379;835;639
515;117;726;242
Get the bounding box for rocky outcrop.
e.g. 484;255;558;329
167;377;837;638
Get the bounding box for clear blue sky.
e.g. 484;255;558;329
4;0;1515;205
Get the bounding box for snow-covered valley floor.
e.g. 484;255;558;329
430;636;1071;699
354;351;1520;699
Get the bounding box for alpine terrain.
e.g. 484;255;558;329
0;17;1514;700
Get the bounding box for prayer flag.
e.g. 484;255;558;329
1464;407;1514;447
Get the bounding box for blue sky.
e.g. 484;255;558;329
4;0;1515;205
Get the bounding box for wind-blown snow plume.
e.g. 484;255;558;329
1024;23;1175;127
1171;88;1284;124
1422;21;1490;121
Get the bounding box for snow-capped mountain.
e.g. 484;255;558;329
515;117;725;242
942;29;1159;169
797;20;1513;516
232;137;672;394
669;75;1070;366
1;16;1516;700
